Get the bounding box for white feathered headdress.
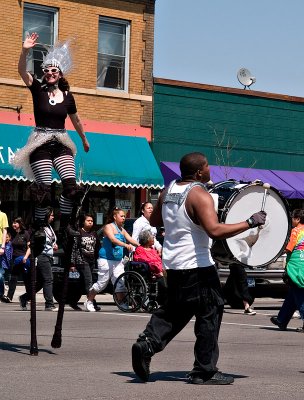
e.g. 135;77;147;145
42;38;74;75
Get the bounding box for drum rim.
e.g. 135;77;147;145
210;180;292;268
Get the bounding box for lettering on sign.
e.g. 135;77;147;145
0;146;16;164
116;199;132;211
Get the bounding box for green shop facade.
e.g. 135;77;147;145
152;78;304;208
0;125;164;230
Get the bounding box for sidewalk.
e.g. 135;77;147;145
11;285;114;305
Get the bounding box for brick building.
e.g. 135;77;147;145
0;0;163;227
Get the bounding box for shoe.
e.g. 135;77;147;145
119;302;129;311
93;299;101;312
132;334;153;382
0;295;11;303
45;306;58;312
84;300;96;312
292;310;301;319
69;303;83;311
31;227;46;257
270;316;287;331
244;307;256;315
19;295;28;311
296;327;304;333
188;371;234;385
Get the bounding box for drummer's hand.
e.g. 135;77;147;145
248;211;267;228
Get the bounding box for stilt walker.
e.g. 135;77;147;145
13;33;90;355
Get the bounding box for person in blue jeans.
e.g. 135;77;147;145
7;217;31;304
0;232;12;303
270;209;304;332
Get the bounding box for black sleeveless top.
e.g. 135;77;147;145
29;78;77;129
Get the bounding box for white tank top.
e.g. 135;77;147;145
162;181;214;270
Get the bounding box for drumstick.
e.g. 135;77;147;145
261;183;270;211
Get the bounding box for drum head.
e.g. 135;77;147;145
221;184;290;267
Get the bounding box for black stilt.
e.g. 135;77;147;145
29;246;38;355
51;233;73;348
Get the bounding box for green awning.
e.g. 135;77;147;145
0;123;164;189
75;131;164;189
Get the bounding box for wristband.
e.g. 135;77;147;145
246;218;254;228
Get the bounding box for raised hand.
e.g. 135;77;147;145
82;137;90;152
23;32;39;49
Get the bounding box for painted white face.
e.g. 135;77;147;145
43;65;61;85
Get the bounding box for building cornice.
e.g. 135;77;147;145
154;77;304;104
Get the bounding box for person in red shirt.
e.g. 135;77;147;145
133;230;167;305
134;230;163;278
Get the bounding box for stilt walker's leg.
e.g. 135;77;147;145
51;185;89;349
29;247;38;355
29;220;46;355
51;233;74;348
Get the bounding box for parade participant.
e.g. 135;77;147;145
13;32;89;230
270;209;304;331
132;202;162;254
131;152;267;384
84;207;139;312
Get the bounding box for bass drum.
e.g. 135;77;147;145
52;266;82;305
209;180;291;268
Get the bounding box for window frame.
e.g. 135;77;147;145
23;2;58;78
97;16;130;93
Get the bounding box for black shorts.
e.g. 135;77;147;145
30;139;73;164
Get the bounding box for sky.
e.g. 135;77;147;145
154;0;304;97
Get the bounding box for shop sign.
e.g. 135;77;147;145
115;199;132;211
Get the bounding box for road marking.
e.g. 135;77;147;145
1;309;300;332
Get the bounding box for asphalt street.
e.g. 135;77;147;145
0;291;303;400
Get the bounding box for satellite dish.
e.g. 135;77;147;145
237;68;256;89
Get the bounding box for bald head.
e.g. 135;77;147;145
180;152;208;180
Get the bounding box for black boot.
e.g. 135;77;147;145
31;220;46;257
58;214;80;250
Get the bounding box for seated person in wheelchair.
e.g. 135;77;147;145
133;230;167;304
133;230;163;278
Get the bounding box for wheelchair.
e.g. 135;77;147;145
113;261;161;313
